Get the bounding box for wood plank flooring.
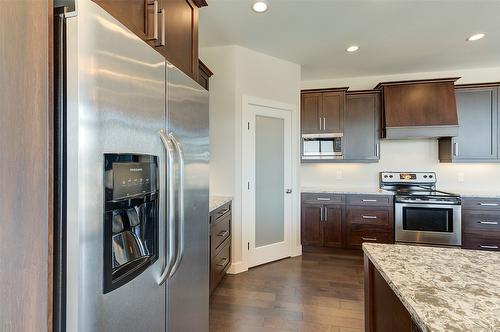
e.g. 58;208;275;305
210;251;364;332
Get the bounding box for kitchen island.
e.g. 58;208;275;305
363;243;500;332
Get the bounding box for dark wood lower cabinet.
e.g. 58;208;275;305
461;197;500;251
210;201;232;294
301;193;394;250
365;256;422;332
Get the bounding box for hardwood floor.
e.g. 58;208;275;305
210;251;364;332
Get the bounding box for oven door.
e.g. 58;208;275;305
395;203;462;246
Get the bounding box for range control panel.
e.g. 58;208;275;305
380;172;437;184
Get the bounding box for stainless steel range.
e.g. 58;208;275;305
380;172;462;246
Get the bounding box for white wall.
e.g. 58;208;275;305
301;67;500;194
201;45;301;273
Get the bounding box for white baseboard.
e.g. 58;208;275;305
227;261;248;274
291;245;302;257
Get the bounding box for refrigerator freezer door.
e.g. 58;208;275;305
65;1;166;331
166;65;210;331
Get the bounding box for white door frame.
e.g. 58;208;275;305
241;95;300;270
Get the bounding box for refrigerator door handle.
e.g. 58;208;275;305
158;130;177;285
167;132;185;278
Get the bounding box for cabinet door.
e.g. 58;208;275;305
323;206;343;247
301;93;322;134
453;87;498;161
301;204;323;246
161;0;199;79
344;92;380;161
322;91;344;133
92;0;147;37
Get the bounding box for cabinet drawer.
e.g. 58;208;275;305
211;213;231;254
212;202;231;223
302;193;344;205
462;210;500;235
462;197;500;211
346;207;391;227
211;239;231;291
347;231;392;248
346;195;393;207
462;235;500;251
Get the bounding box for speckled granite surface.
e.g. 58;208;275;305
363;243;500;332
301;187;394;195
209;196;232;212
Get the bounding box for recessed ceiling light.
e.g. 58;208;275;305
346;45;359;53
252;1;268;13
467;33;485;41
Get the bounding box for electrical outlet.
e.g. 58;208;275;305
336;170;343;180
458;172;465;182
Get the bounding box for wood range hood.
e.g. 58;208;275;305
375;77;460;139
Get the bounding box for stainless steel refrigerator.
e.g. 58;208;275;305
53;1;209;331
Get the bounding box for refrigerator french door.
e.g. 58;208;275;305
53;1;209;331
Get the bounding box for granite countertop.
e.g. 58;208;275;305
363;243;500;332
301;187;394;195
209;196;232;212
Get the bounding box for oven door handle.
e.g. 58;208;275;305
396;202;462;210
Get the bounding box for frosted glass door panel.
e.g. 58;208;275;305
255;115;285;248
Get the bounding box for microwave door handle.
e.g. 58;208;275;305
158;130;177;285
167;133;185;278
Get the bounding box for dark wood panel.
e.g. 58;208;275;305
211;214;231;254
462;234;500;251
346;207;391;227
462;197;500;211
322;91;344;133
301;93;322;134
379;78;459;127
462;209;500;235
210;238;231;294
347;231;392;248
211;201;231;223
344;91;380;161
323;206;343;247
198;59;213;90
365;257;417;332
346;195;393;207
300;204;323;246
302;193;345;205
92;0;147;38
0;1;52;330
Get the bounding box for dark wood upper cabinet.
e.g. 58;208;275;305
301;88;347;135
92;0;202;80
301;93;323;134
439;84;499;162
344;91;381;161
198;59;213;90
322;91;344;133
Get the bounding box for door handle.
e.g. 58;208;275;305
320;207;324;221
217;230;229;237
217;258;229;267
158;130;177;285
319;117;322;131
478;221;499;225
362;199;377;202
157;8;165;47
286;189;292;194
453;142;459;157
478;203;499;207
146;0;159;41
362;216;378;220
323;117;326;130
361;237;377;241
324;207;327;222
479;245;498;249
168;133;185;279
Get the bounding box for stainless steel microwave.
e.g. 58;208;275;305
302;133;343;160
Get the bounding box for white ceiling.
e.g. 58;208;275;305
199;0;500;80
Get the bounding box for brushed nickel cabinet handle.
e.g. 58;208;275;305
362;199;377;202
453;142;459;157
146;0;159;41
479;245;499;249
217;258;229;266
478;203;499;206
319;117;322;131
362;237;377;241
317;197;331;201
217;230;229;237
323;117;326;130
157;8;165;46
362;216;378;220
324;207;328;222
320;207;324;221
219;208;230;215
478;221;499;225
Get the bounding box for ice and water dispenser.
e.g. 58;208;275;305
103;154;159;293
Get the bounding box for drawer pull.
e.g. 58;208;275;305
478;221;499;225
317;198;331;201
479;245;499;249
478;203;499;206
362;237;377;241
217;230;229;237
217;258;229;266
362;215;378;220
362;199;377;202
218;208;230;215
